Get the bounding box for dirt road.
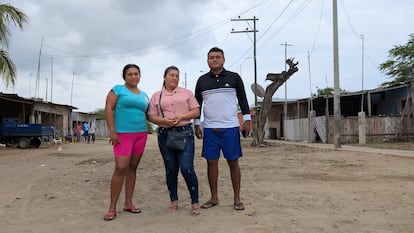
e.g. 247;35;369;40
0;135;413;233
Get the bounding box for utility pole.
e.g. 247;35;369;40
231;16;259;107
35;37;44;99
29;73;32;98
51;56;54;103
184;72;187;88
280;42;292;123
45;76;48;101
333;0;341;148
70;71;75;106
358;34;366;145
360;34;364;111
307;51;314;143
307;51;313;111
231;16;259;144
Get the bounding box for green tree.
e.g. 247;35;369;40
379;33;414;87
316;87;334;96
314;87;346;96
92;108;106;120
0;3;28;88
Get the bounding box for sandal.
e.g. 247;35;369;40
103;211;116;221
123;206;141;213
200;201;218;209
191;208;201;215
234;202;245;211
166;205;178;213
191;203;201;215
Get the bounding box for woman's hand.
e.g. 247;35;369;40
109;131;120;145
165;118;176;127
171;116;182;126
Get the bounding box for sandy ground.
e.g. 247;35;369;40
0;134;413;233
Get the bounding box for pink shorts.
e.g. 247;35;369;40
113;132;148;157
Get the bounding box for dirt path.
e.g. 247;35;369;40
0;135;413;233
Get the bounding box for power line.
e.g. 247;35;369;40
309;0;326;55
258;0;312;50
257;0;294;43
42;14;239;59
338;0;382;80
228;0;295;70
339;0;360;37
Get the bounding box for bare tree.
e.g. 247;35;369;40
251;58;298;146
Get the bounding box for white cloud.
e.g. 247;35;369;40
2;0;414;112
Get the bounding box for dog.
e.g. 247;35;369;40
51;138;62;145
50;138;63;154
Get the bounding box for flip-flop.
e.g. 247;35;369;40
200;201;218;209
166;205;178;213
233;202;245;211
104;212;116;221
123;206;141;213
191;208;201;215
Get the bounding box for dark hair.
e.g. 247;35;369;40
163;66;179;78
122;64;140;80
162;66;179;87
208;47;224;58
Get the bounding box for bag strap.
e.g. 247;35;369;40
159;90;165;118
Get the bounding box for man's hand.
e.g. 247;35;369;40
243;120;251;138
194;125;203;139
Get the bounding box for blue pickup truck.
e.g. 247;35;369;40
0;118;55;149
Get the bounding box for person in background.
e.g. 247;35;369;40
147;66;201;215
75;123;82;142
194;47;251;211
88;121;96;144
103;64;149;221
82;121;89;142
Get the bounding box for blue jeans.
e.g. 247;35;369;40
158;125;199;204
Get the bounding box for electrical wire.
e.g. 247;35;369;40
42;19;232;59
339;0;380;76
41;1;266;60
258;0;313;50
227;0;294;69
309;0;325;56
257;0;295;43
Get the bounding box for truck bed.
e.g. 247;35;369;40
0;118;56;148
0;124;55;137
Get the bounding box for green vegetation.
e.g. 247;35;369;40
314;87;346;96
379;33;414;87
0;4;28;88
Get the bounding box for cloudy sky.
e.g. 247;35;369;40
2;0;413;112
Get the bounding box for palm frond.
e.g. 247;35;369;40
0;49;17;88
0;4;29;48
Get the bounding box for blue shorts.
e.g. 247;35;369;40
202;127;243;160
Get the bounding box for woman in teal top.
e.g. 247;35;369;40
104;64;149;221
112;84;148;132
